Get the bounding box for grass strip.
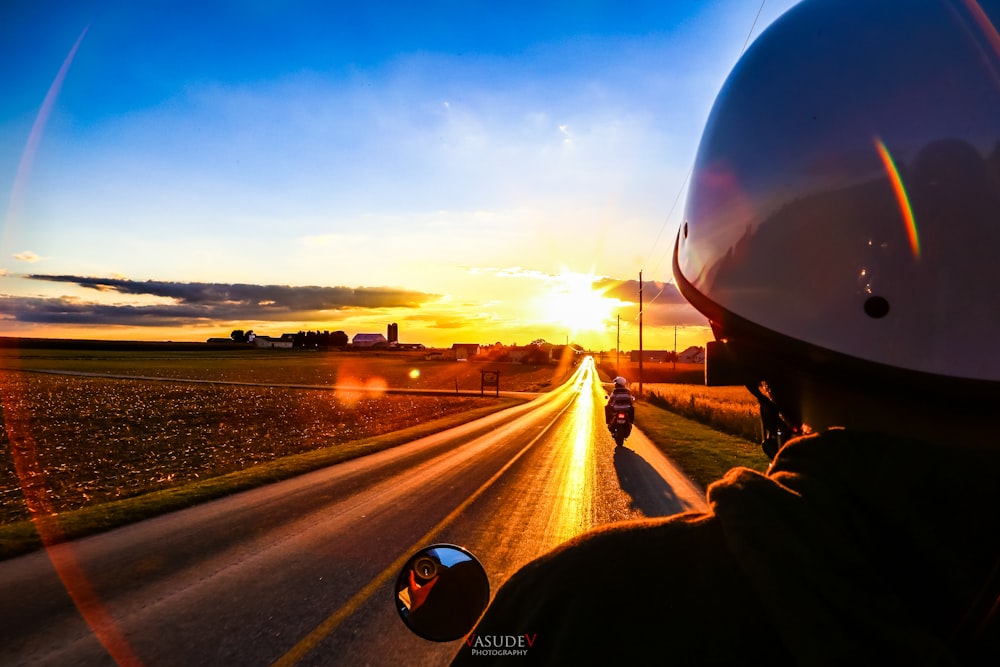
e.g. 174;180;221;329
634;399;770;490
0;399;521;561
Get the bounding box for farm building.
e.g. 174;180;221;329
451;343;481;360
253;335;294;349
352;333;388;348
505;346;537;363
678;346;706;363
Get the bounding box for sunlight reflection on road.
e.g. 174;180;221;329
549;363;597;544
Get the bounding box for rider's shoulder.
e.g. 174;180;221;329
453;513;787;664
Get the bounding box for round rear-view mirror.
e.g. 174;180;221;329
394;544;490;642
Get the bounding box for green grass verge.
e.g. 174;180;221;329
0;398;522;562
634;399;770;490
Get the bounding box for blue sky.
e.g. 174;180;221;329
0;0;800;350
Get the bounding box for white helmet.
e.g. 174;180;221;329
674;0;1000;390
613;376;628;388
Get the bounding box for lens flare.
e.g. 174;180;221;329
964;0;1000;63
874;138;920;260
5;25;89;235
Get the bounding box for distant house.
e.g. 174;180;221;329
352;333;388;348
254;335;293;349
506;346;530;363
451;343;481;360
678;346;706;364
508;344;551;364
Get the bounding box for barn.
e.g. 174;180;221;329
352;333;388;348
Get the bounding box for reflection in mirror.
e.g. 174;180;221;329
394;544;490;642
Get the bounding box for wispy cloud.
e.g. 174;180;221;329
13;251;43;262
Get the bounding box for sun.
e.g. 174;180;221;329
537;271;621;334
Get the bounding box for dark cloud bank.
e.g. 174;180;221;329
595;277;707;327
0;275;439;326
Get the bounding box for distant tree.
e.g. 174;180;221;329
231;329;245;342
291;329;348;348
329;330;349;347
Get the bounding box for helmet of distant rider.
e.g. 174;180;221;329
614;376;628;387
672;0;1000;396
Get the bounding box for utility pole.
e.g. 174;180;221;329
673;325;677;373
639;270;643;396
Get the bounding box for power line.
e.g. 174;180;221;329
640;0;770;285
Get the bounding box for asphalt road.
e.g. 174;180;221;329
0;357;707;666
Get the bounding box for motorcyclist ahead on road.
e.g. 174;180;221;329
604;376;634;429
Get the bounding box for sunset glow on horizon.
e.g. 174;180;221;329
0;1;801;354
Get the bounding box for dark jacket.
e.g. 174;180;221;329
452;431;1000;665
606;385;633;409
605;386;634;424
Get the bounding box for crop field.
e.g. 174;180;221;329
0;348;575;525
595;358;761;442
643;383;761;443
0;347;571;392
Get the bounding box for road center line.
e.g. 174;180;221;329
271;376;581;666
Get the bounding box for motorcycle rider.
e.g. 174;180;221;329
453;0;1000;663
604;376;634;431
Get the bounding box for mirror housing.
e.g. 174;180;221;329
394;544;490;642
